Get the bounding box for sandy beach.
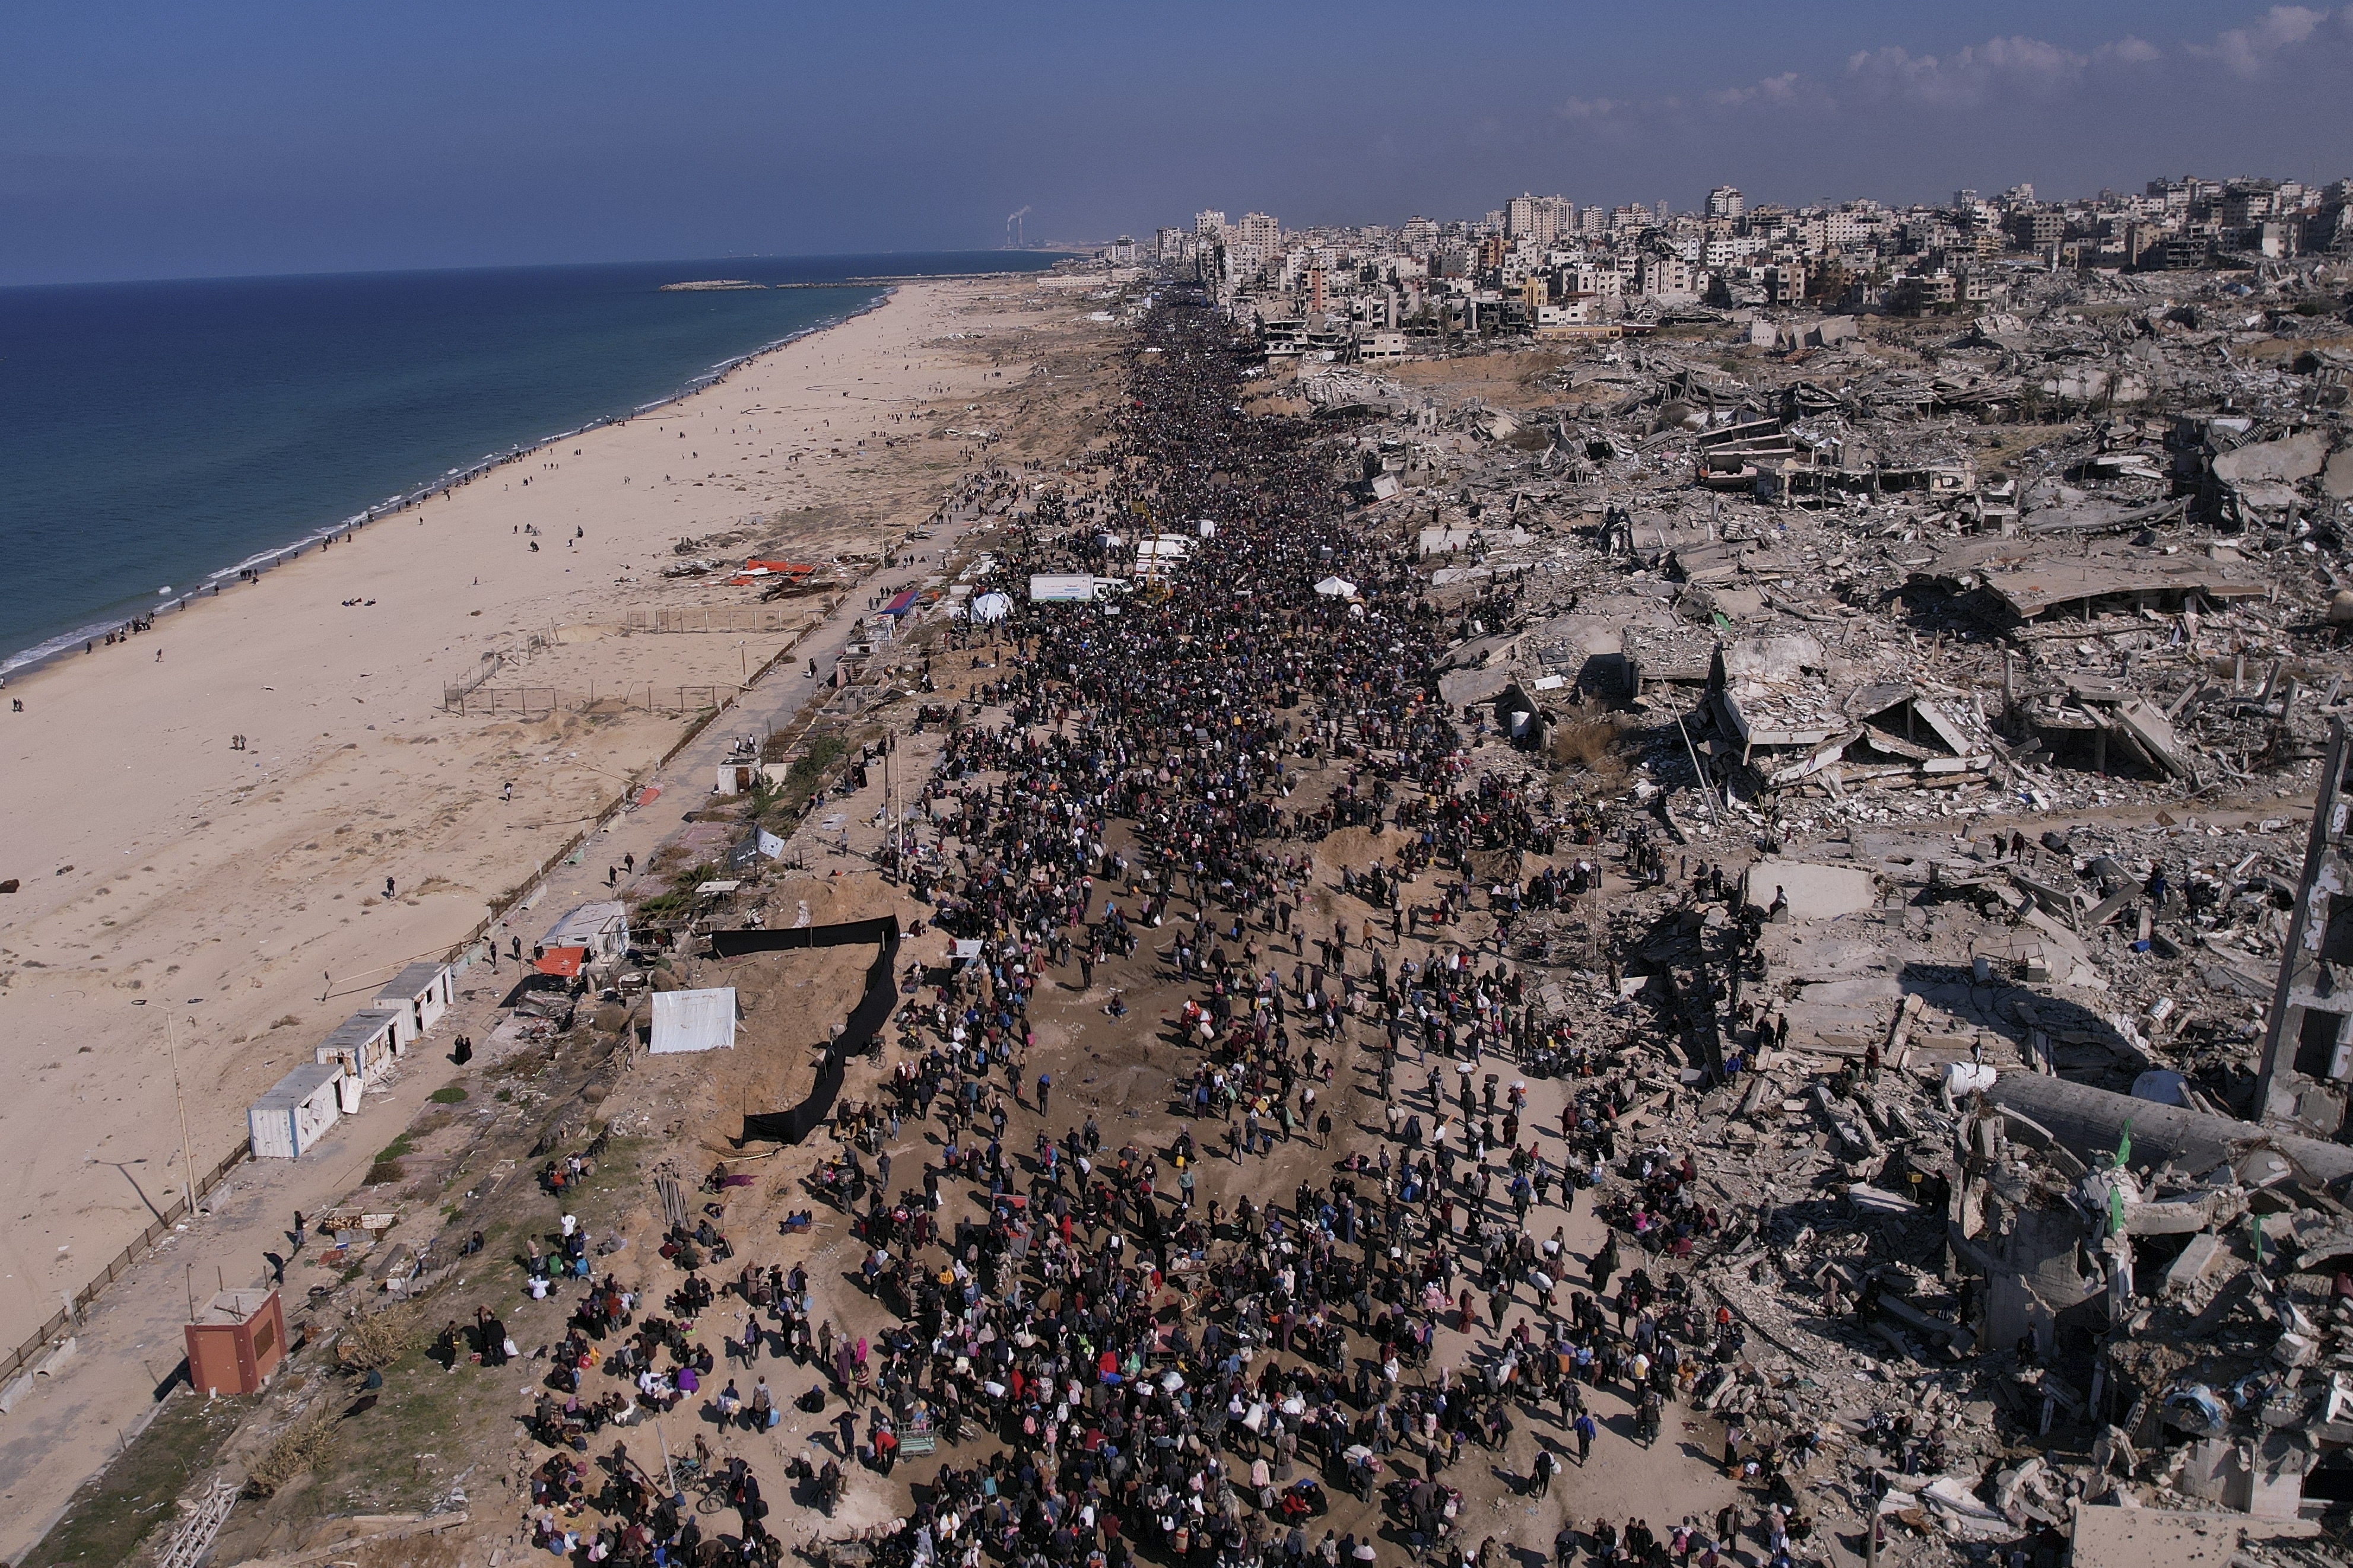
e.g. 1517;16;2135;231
0;271;1124;1356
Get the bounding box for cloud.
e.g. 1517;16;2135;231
1544;8;2347;165
2091;35;2163;67
1710;71;1805;109
1843;35;2091;107
2190;5;2333;76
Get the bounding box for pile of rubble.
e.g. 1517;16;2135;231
1320;261;2353;1551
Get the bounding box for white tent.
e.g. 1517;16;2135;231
970;591;1013;624
1313;576;1357;598
649;987;738;1054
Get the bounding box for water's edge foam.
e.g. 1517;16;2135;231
0;286;893;681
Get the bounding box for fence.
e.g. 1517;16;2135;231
442;631;560;707
443;685;569;718
623;606;807;635
662;685;728;715
439;594;846;965
441;685;744;718
0;1140;251;1389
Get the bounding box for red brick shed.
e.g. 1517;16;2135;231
184;1289;285;1395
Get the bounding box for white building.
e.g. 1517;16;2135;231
1236;212;1281;250
373;961;453;1045
250;1063;345;1160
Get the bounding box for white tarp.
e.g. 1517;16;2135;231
969;591;1013;624
650;987;738;1054
1314;576;1357;598
1030;574;1110;603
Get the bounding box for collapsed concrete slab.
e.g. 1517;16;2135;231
1984;1071;2353;1187
1738;857;1878;922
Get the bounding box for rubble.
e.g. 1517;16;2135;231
1303;260;2353;1551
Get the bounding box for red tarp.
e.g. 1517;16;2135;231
535;946;588;978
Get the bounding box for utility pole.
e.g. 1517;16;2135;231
166;1012;197;1217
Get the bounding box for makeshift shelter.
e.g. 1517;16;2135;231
968;591;1012;624
249;1063;344;1159
185;1290;285;1396
371;962;452;1046
1313;575;1357;598
535;946;588;978
649;987;738;1054
542;901;630;963
315;1007;404;1084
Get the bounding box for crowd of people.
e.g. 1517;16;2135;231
513;294;1799;1568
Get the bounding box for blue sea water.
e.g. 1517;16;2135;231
0;251;1066;672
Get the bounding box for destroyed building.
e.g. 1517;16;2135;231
1307;250;2353;1552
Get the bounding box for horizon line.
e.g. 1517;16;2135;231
0;246;1090;294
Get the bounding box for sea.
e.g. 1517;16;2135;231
0;250;1068;674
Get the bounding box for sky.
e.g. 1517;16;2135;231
4;1;2352;285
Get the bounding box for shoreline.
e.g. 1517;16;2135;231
0;264;1067;683
0;290;895;682
0;270;1122;1363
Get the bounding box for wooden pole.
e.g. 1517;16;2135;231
166;1014;197;1217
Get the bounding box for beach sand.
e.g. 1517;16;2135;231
0;272;1126;1354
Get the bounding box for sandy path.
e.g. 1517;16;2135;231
0;272;1120;1354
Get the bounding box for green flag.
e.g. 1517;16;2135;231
2251;1213;2265;1267
2109;1183;2126;1238
2115;1117;2132;1171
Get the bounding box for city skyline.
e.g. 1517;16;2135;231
4;1;2352;286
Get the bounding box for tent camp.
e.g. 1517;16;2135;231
650;987;738;1054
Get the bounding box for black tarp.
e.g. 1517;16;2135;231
719;915;901;1147
708;915;900;960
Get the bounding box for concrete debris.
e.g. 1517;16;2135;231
1281;255;2353;1551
